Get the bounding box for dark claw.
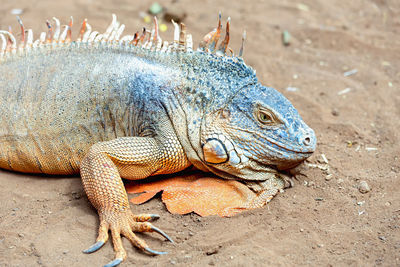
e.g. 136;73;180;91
144;247;167;255
83;241;105;254
103;258;123;267
151;225;174;243
149;214;160;221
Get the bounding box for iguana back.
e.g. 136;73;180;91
0;46;185;173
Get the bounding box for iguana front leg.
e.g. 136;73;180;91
80;136;190;267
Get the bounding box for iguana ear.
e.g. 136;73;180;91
202;138;228;164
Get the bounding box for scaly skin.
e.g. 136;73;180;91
0;15;316;266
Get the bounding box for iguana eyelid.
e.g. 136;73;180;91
254;103;282;127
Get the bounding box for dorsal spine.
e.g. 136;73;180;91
0;13;246;63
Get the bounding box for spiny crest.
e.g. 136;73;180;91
0;13;246;61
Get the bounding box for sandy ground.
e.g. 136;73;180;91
0;0;399;266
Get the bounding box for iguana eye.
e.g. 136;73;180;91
257;110;275;125
254;104;280;126
258;111;273;124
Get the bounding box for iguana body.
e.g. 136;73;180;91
0;45;189;175
0;15;316;267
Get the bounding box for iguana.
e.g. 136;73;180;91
0;14;316;267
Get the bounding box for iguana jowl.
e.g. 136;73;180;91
0;14;316;267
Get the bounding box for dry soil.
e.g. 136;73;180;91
0;0;399;266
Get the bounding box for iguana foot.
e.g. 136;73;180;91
83;210;173;267
80;137;187;266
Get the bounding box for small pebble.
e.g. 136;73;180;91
315;197;324;201
300;228;304;232
11;8;23;15
189;232;194;236
143;15;151;24
331;108;340;116
206;247;219;255
347;141;353;147
343;69;358;77
18;233;24;238
286;87;299;92
325;174;333;181
170;260;176;265
159;24;167;32
320;154;329;164
338;88;351;95
357;201;365;206
297;3;310;11
358;181;371;194
149;2;163;15
378;236;386;241
282;30;291;46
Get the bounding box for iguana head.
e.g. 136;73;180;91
165;15;316;181
199;83;316;180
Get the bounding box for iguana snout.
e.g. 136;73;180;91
200;83;316;180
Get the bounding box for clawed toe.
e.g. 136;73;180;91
144;247;168;255
149;214;160;221
132;213;160;222
83;240;105;253
150;225;174;243
104;258;123;267
83;211;171;267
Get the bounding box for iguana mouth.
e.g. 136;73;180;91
202;156;280;181
243;147;310;172
265;137;315;155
